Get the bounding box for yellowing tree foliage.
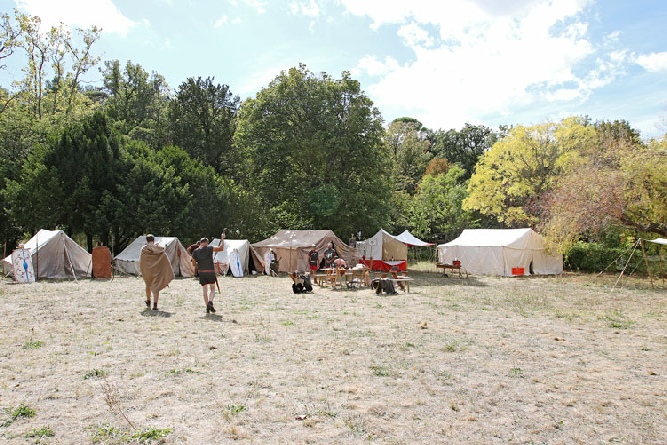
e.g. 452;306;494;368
463;117;595;227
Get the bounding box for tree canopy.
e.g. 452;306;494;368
233;65;393;239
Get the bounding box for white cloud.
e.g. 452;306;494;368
354;55;400;77
289;0;319;18
243;0;267;14
635;52;667;73
214;15;229;28
343;0;629;129
397;23;433;48
15;0;135;36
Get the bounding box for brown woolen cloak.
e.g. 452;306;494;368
139;244;175;293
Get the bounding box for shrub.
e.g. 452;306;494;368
565;241;644;274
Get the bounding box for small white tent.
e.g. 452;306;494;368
114;236;194;277
210;239;261;277
2;229;92;279
394;230;434;247
437;228;563;277
356;229;408;271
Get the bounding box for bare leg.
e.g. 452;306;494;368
145;286;151;307
202;286;209;306
152;291;159;310
208;284;216;313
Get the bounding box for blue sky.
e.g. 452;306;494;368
3;0;667;138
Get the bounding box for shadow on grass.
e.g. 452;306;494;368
204;313;224;322
141;308;173;318
403;269;488;288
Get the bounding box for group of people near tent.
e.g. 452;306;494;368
4;227;580;300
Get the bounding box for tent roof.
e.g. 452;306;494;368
252;230;339;248
395;230;434;247
442;228;543;248
646;238;667;245
114;236;182;261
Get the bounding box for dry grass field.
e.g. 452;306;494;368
1;266;666;444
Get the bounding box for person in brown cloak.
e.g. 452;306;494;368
139;234;175;311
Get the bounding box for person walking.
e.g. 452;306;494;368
191;233;226;314
139;234;175;311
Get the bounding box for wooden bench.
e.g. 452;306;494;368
387;276;413;292
436;263;468;278
312;272;328;286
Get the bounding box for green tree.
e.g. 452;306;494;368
408;165;475;241
385;117;432;195
234;64;392;238
101;60;170;149
0;94;47;245
429;123;501;180
112;142;236;252
4;111;123;250
169;76;239;176
0;11;22;76
12;11;100;122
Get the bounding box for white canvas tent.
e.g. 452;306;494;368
114;236;194;277
210;238;262;277
252;230;357;273
2;229;92;279
394;230;434;247
357;229;408;261
437;228;563;277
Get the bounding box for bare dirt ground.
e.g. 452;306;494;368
1;267;666;444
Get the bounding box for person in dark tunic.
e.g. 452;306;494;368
191;234;226;314
323;242;336;268
307;245;319;280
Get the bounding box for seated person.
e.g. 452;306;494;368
333;256;347;268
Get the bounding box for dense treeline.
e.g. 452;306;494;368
1;11;665;268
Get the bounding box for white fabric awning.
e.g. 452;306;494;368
646;238;667;245
395;230;434;247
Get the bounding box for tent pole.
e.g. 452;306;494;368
35;231;39;281
640;239;654;289
64;245;79;283
660;245;666;285
612;239;639;290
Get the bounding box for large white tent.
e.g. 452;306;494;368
114;236;194;277
437;228;563;277
2;229;92;279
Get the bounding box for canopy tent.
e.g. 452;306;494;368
356;229;408;271
437;228;563;277
114;236;194;277
2;229;92;279
646;238;667;245
394;230;434;247
252;230;357;273
210;238;262;277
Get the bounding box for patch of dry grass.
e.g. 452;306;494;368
1;268;665;444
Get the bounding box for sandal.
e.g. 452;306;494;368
145;299;151;308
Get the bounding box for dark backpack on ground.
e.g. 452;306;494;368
292;282;304;294
372;278;397;295
300;275;313;292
